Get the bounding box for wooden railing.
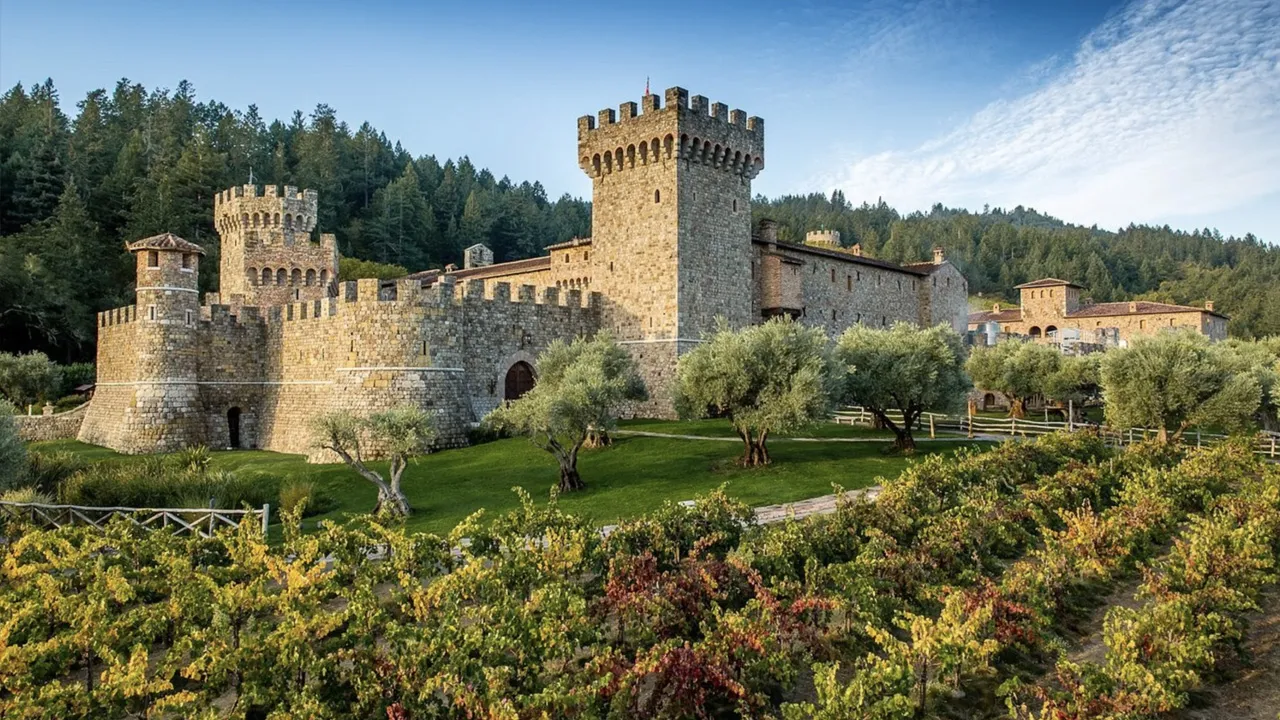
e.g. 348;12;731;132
833;406;1280;458
0;501;270;538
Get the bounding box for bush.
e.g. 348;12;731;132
278;479;337;518
0;399;27;491
0;486;55;504
52;394;87;412
59;455;278;509
24;449;86;494
0;352;60;407
57;362;95;397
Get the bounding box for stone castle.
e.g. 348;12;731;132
79;86;969;458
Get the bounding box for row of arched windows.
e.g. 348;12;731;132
248;267;329;287
585;134;762;178
556;278;589;289
217;211;311;234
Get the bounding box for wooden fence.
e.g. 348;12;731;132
0;501;270;538
833;406;1280;458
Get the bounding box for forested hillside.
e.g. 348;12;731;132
0;80;590;361
2;79;1276;362
754;193;1280;340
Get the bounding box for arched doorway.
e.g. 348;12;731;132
227;407;242;449
1029;326;1042;339
1045;325;1058;339
983;393;996;411
504;361;535;402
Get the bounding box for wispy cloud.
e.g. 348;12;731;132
821;0;1280;238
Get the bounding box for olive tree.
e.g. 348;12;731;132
1100;331;1261;443
0;352;60;409
0;399;28;492
1219;338;1280;432
835;322;970;453
486;333;647;493
312;405;434;517
1043;354;1102;423
675;317;833;466
966;340;1060;418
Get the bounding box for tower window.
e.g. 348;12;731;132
147;251;159;267
148;305;156;321
830;268;836;282
181;253;193;269
654;189;661;203
186;310;194;326
846;276;851;291
733;199;737;211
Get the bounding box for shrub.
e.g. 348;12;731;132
0;399;27;492
0;486;54;504
278;479;337;517
24;449;86;494
52;394;87;412
0;352;60;407
56;362;95;397
59;455;278;509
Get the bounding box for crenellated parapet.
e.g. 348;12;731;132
214;184;319;237
577;86;763;180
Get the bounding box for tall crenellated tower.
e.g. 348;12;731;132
125;233;205;451
214;184;339;307
578;86;764;415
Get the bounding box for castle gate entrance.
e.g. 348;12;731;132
504;362;535;402
227;407;242;449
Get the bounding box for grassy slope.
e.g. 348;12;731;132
33;421;990;535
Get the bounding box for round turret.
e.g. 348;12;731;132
124;233;205;451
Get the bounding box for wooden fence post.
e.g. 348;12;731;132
261;504;270;536
967;407;974;438
1271;435;1276;459
929;415;936;439
1067;400;1074;433
1196;429;1202;447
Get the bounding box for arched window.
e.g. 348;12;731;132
654;189;661;203
241;212;249;227
284;213;292;229
273;212;280;226
664;134;674;158
247;267;258;285
320;269;329;286
291;268;302;285
276;268;286;285
1029;326;1042;338
626;144;635;168
592;154;601;176
1045;325;1058;338
306;269;316;286
262;268;273;285
252;213;260;227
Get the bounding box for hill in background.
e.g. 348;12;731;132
2;80;1276;362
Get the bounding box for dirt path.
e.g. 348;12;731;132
1181;587;1280;720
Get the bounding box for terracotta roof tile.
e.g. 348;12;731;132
446;256;551;280
1014;278;1082;289
750;238;930;276
969;309;1023;324
1067;301;1223;319
126;233;205;255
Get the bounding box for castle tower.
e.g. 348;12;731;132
125;233;205;451
214;184;339;308
577;86;764;415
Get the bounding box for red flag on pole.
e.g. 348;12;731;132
645;76;650;96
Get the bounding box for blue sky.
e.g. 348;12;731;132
2;0;1277;242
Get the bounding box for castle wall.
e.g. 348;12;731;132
763;245;925;339
16;402;89;443
922;263;969;332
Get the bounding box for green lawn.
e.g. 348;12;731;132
33;425;992;536
617;418;965;439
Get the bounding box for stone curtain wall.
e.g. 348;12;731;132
16;402;90;442
1001;310;1221;344
770;246;926;337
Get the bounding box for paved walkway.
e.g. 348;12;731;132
753;485;882;524
613;430;996;443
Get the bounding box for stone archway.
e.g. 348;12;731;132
504;362;536;402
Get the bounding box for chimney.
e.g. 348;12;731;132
1128;301;1138;313
992;303;1000;313
444;263;457;273
850;243;863;257
932;246;945;264
1205;300;1215;312
758;219;778;244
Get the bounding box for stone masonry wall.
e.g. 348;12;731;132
16;403;89;443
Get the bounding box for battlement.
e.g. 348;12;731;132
578;86;764;179
804;230;842;249
98;305;139;327
214;184;319;236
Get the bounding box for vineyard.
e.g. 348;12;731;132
1;433;1278;719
